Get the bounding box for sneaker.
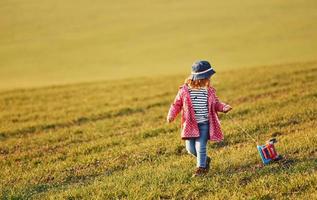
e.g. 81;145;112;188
206;156;211;170
192;167;208;177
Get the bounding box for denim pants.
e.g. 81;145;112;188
185;122;209;168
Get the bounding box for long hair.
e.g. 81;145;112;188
185;77;210;89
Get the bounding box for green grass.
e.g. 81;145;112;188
1;0;317;89
0;60;316;199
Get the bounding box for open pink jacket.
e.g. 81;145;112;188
167;84;227;142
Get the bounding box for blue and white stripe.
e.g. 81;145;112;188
189;88;209;123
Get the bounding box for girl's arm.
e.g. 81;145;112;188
167;89;183;122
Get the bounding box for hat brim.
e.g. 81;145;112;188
191;69;215;81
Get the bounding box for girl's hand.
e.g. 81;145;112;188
167;117;173;123
223;105;232;113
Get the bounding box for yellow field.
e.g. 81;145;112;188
1;0;317;89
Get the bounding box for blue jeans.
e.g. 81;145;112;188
185;122;209;168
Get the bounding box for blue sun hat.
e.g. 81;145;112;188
190;60;216;81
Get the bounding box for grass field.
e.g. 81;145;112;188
1;0;317;199
0;60;316;199
1;0;317;89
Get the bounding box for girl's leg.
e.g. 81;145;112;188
195;123;209;168
185;139;197;157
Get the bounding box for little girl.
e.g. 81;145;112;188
167;60;232;177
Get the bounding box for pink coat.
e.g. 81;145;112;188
167;84;227;142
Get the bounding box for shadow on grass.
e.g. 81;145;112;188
216;156;311;177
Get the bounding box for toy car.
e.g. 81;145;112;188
257;138;282;164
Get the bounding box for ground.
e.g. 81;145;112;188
0;61;316;199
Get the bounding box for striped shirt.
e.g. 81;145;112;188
188;87;209;123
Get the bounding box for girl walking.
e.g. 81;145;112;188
167;60;232;177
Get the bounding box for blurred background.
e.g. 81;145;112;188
1;0;316;90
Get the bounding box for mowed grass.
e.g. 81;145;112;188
0;61;316;199
1;0;317;89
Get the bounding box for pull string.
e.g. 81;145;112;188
226;114;258;144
